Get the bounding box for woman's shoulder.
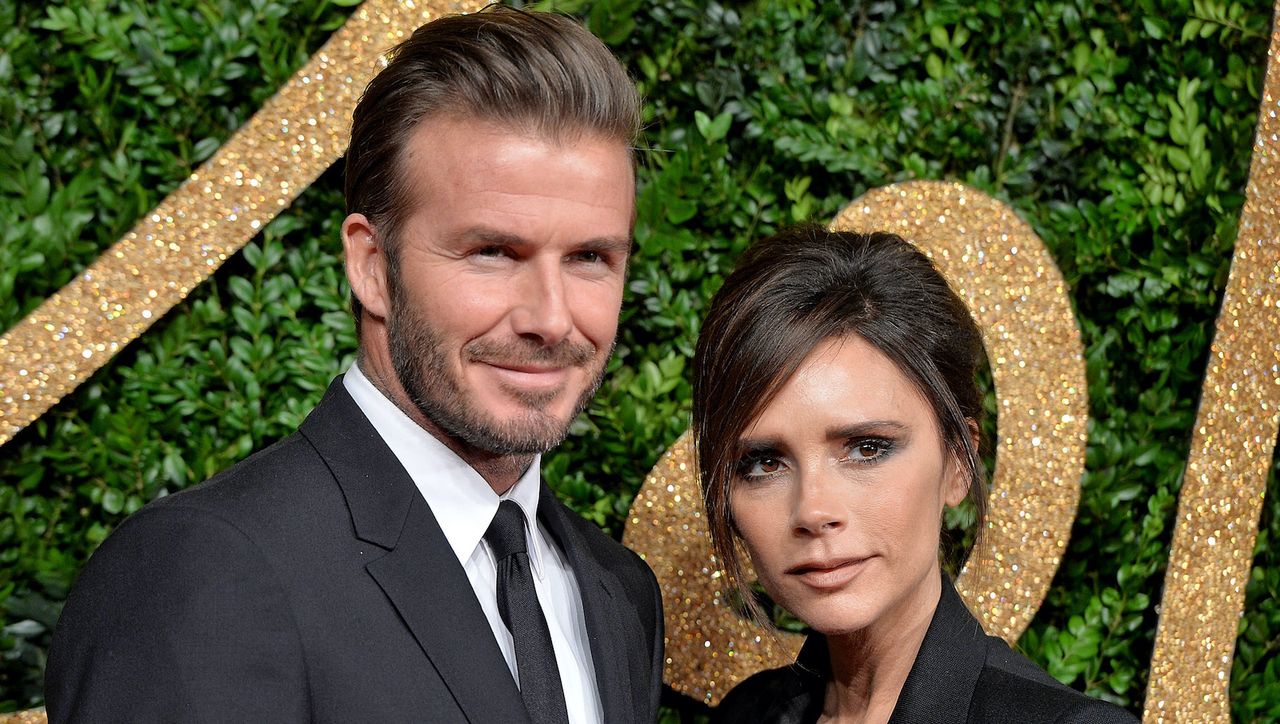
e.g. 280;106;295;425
969;640;1138;723
911;576;1138;723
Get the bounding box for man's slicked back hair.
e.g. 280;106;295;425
343;4;640;329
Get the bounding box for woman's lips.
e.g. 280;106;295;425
787;557;870;590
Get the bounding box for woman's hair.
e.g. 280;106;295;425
692;224;987;623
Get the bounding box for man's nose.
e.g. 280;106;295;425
510;261;574;346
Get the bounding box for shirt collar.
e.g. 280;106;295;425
342;362;546;577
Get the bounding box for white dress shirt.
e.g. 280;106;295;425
344;362;603;724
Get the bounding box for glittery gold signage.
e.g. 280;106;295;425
1142;17;1280;724
0;0;484;446
625;182;1090;704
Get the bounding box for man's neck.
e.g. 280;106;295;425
357;350;533;495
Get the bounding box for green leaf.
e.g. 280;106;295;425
101;489;124;515
694;110;732;143
925;53;945;80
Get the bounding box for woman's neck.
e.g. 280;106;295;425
817;570;943;724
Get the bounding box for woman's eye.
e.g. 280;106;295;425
849;439;891;462
754;457;782;473
737;454;785;478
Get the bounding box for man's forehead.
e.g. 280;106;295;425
396;114;635;200
404;112;631;155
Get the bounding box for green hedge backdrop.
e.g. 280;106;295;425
2;0;1279;719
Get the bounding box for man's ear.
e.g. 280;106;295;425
342;213;390;321
943;417;981;507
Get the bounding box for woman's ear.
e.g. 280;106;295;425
342;213;391;321
943;417;981;507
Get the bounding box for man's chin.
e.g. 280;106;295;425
472;419;573;455
443;400;575;453
481;378;588;416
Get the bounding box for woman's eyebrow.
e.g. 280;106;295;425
826;420;909;441
734;437;784;454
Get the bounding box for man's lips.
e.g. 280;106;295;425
486;361;567;374
786;556;871;590
480;360;573;389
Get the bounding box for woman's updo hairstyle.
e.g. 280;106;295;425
692;224;987;622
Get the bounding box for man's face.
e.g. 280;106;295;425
381;116;633;454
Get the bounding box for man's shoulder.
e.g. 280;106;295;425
45;433;335;722
92;429;340;566
153;429;327;514
541;495;661;624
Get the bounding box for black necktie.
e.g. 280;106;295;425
484;500;571;724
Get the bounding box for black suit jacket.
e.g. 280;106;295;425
45;378;664;723
714;576;1136;723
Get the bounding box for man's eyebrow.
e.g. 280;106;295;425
577;235;633;255
448;227;633;254
447;227;526;246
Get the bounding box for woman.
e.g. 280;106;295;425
693;226;1135;723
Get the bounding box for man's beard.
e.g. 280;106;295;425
386;282;609;455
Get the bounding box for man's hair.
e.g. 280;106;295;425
343;5;641;330
691;224;988;627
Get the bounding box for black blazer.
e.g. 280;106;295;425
714;576;1136;723
45;378;664;723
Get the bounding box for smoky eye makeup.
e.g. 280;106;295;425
733;443;786;480
844;436;895;463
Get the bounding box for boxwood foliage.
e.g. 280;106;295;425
1;0;1278;718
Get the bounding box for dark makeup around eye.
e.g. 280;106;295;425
734;420;912;476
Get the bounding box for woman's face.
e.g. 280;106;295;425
730;334;968;637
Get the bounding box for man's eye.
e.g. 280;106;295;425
573;250;602;263
475;245;505;257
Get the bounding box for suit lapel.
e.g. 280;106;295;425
538;486;642;723
365;496;531;724
300;378;530;724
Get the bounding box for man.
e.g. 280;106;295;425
44;7;663;723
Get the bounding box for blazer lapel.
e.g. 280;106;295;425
538;486;643;723
300;378;530;724
888;574;986;724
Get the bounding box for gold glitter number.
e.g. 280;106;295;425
1142;14;1280;723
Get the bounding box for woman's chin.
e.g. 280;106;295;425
784;599;878;638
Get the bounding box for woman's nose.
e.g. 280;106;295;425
790;472;846;536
